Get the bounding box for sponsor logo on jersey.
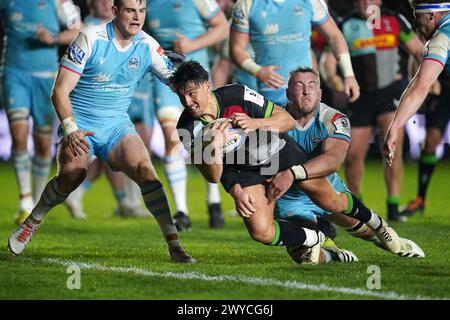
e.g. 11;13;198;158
38;0;46;10
264;23;279;35
157;46;165;56
422;42;430;58
128;57;139;70
96;31;108;39
173;2;181;11
352;34;396;49
244;87;265;107
67;43;86;65
233;8;245;22
294;5;303;16
332;114;351;137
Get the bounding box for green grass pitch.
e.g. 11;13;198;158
0;159;449;300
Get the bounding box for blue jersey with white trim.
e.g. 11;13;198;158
60;22;175;122
421;14;450;74
0;0;78;72
146;0;221;66
231;0;329;91
282;103;351;199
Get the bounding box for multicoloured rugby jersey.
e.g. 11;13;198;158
177;84;277;157
60;22;175;121
146;0;221;67
0;0;79;72
421;13;450;73
281;103;351;200
177;84;309;191
340;7;415;91
231;0;329;104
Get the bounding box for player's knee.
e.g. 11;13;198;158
135;161;157;184
57;166;87;192
249;225;274;244
345;151;361;165
320;194;347;214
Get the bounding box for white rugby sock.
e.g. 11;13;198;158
303;228;319;247
12;150;32;199
206;182;221;204
163;155;188;214
32;156;52;202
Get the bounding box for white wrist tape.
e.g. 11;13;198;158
62;117;78;135
241;58;262;76
290;164;308;181
338;52;355;78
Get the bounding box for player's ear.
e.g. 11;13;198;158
112;5;118;17
206;80;211;91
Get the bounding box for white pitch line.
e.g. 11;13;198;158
39;257;446;300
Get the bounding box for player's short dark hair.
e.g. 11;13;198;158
169;61;209;93
114;0;146;9
288;66;320;84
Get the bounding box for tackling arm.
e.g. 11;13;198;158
302;138;349;179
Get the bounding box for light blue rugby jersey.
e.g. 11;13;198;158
0;0;77;72
146;0;221;66
231;0;329;91
421;14;450;74
60;22;175;121
281;103;351;199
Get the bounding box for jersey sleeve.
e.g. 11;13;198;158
242;86;275;119
311;0;330;26
60;30;92;75
144;35;176;84
193;0;221;22
231;0;252;33
397;13;415;44
320;105;351;142
422;32;450;67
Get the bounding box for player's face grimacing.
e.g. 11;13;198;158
178;80;211;118
287;72;322;115
114;0;146;38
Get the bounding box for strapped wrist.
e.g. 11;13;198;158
62;117;78;135
290;164;308;181
338;52;355;78
241;58;262;76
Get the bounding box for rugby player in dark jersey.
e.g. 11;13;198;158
172;61;402;263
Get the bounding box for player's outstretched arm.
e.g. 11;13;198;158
384;59;443;165
232;106;295;133
318;17;360;102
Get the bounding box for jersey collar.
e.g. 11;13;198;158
107;21;142;52
199;92;220;125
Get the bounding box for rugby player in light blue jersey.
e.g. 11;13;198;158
267;67;425;261
1;0;81;225
386;0;450;170
146;0;229;230
64;0;151;219
7;0;194;264
229;0;359;106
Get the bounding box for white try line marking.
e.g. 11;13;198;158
39;257;447;300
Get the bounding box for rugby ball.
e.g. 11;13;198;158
202;118;247;154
